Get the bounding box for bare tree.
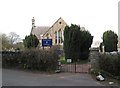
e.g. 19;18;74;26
0;33;11;50
9;32;21;45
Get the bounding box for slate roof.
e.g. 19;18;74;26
31;26;50;39
31;17;67;39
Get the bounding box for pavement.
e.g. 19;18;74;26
2;69;103;86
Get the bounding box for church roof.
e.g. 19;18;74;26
31;26;50;39
43;17;67;36
31;17;67;39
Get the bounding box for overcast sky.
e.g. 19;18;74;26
0;0;119;47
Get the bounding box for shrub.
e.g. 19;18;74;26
59;56;67;64
20;48;59;71
2;51;21;68
2;48;59;71
99;53;120;76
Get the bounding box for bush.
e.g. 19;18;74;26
59;56;67;64
2;48;59;71
99;53;120;76
2;51;21;68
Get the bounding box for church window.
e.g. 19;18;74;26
55;31;57;44
58;30;62;44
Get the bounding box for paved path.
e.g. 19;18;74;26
2;69;103;86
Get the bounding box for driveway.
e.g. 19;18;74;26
2;69;103;86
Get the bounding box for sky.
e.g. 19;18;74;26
0;0;119;47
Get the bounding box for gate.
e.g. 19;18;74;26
61;63;91;73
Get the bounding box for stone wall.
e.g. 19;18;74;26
43;18;67;45
89;49;100;69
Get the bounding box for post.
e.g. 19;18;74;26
102;45;105;53
75;62;76;73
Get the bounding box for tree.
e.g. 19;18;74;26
9;32;21;45
64;24;93;61
103;30;118;52
79;30;93;60
14;42;24;50
23;34;39;48
0;33;11;50
0;32;22;50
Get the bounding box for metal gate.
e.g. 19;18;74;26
61;63;91;73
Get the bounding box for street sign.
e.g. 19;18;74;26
42;39;52;46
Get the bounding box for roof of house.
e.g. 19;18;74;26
31;26;50;39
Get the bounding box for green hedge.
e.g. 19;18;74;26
2;51;21;67
2;48;59;71
99;53;120;76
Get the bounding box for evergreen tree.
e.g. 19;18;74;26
23;34;39;48
64;24;93;61
103;30;118;52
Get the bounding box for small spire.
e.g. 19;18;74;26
32;17;35;22
32;17;35;25
31;17;35;35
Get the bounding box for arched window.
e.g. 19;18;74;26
55;31;57;44
58;29;62;44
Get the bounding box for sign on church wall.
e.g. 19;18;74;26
42;39;52;46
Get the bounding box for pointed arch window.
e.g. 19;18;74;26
55;31;57;44
58;29;62;44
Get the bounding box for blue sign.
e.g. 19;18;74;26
42;39;52;46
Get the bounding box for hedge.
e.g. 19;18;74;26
99;53;120;76
2;48;59;71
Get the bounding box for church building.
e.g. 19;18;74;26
31;17;67;47
31;17;86;48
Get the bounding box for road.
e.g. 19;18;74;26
2;69;103;86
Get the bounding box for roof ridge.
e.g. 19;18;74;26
43;17;65;36
36;26;50;27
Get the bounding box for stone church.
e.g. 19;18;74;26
31;17;86;48
31;17;67;47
